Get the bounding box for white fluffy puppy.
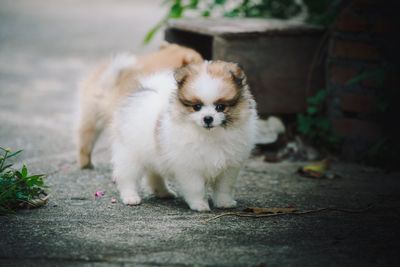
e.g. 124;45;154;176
111;61;258;211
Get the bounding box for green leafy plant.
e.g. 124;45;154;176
0;147;49;215
297;90;342;152
144;0;344;43
144;0;200;43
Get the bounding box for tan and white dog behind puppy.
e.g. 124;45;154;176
111;61;258;211
77;43;203;168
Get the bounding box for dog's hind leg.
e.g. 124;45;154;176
147;172;176;199
77;116;103;169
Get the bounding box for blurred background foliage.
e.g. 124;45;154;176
145;0;345;43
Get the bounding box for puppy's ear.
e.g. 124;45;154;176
174;65;192;88
225;62;246;88
160;41;170;50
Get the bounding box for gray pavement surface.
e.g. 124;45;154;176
1;0;400;266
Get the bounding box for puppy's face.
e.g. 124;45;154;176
173;61;248;130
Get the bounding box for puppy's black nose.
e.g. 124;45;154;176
203;116;214;125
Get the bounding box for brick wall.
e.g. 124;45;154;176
326;0;399;160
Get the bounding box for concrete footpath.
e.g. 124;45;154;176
1;0;399;266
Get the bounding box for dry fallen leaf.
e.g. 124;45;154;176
263;154;282;163
303;158;331;172
244;207;297;214
297;168;326;179
28;195;50;207
297;159;332;179
19;194;50;209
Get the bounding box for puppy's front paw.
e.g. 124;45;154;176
213;199;237;209
188;201;211;212
121;195;141;206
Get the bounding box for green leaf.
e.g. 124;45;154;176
5;150;23;159
187;0;199;9
0;147;9;152
297;114;312;134
168;3;184;18
27;174;44;180
215;0;226;5
307;96;317;104
202;10;211;17
0;164;13;173
307;90;326;104
307;106;318;115
21;166;28;178
224;8;240;17
346;72;370;85
315;90;326;102
143;21;165;44
346;69;386;88
26;179;35;187
17;191;26;199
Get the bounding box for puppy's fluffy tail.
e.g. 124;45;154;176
139;71;176;100
100;53;139;90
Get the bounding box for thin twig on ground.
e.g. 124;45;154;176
200;205;374;224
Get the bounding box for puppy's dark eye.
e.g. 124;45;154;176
215;104;226;112
193;104;202;111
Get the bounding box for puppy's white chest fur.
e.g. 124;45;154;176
159;118;250;180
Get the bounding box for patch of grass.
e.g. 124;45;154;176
0;147;49;215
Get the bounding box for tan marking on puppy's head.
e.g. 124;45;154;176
206;61;251;128
174;63;203;111
206;61;246;111
206;61;246;91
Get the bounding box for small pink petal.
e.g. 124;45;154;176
61;165;69;171
94;190;104;197
111;198;117;203
111;178;116;184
